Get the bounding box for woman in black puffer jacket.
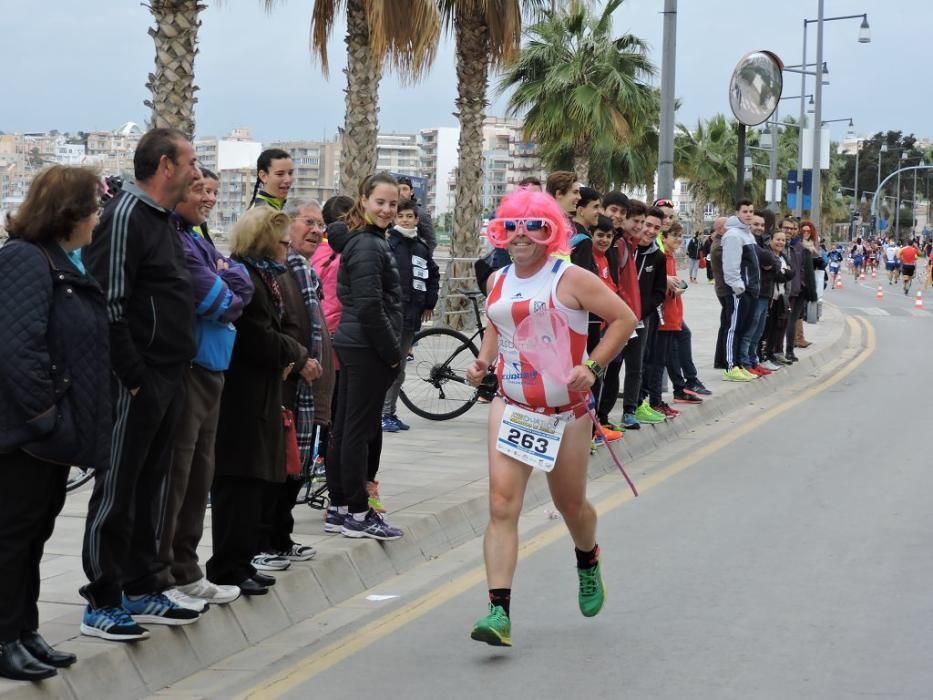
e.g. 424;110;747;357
326;172;404;541
0;166;110;680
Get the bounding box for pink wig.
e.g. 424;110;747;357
493;189;572;256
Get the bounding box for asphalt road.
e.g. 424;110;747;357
251;290;933;700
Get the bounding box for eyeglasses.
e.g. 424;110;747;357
294;217;325;230
654;199;675;208
485;217;558;248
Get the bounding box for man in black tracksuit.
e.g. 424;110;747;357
79;128;200;639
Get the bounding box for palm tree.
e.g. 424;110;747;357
144;1;206;137
498;0;655;186
674;114;738;230
436;0;528;270
306;0;440;190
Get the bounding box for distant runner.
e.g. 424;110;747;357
898;240;920;295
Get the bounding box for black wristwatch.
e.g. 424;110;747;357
583;359;605;381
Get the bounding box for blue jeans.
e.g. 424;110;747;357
739;297;769;367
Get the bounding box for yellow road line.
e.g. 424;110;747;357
240;317;874;699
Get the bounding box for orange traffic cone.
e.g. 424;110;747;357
859;271;866;281
876;285;884;300
871;268;877;279
915;290;924;309
835;275;843;289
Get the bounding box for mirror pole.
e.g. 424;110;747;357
735;123;747;203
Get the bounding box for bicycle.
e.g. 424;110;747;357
66;466;94;494
400;289;498;421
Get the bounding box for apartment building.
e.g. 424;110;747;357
268;138;340;204
376;133;420;177
419;127;459;219
195;128;262;174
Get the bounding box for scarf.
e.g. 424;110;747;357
287;248;324;469
394;225;419;239
243;255;286;319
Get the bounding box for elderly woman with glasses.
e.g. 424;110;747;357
207;207;310;596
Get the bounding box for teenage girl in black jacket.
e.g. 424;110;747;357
325;172;404;541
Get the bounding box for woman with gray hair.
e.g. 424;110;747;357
208;207;311;595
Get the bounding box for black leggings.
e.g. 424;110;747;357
327;348;398;513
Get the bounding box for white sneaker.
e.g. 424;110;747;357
251;554;290;571
163;587;208;612
277;543;317;562
177;578;240;605
762;361;782;371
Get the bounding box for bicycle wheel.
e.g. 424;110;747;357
400;327;480;420
66;466;94;493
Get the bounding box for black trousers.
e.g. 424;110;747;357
81;365;187;609
638;313;660;404
0;452;68;640
327;347;398;513
785;295;807;354
620;322;648;414
715;295;730;369
265;477;304;553
206;475;272;584
764;298;790;357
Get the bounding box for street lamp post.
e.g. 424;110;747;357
895;151;907;238
798;7;870;225
877;143;887;234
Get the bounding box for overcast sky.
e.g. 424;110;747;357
1;0;926;145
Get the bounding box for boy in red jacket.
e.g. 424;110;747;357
642;223;701;414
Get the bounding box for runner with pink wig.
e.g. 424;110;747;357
465;189;637;647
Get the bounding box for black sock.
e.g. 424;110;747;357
489;588;511;616
575;544;600;570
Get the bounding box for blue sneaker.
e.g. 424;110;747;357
392;414;410;430
123;592;200;626
621;413;641;430
381;415;400;433
324;508;345;534
341;509;404;541
80;605;150;641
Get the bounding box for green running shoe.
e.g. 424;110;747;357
578;561;606;617
634;399;665;424
722;366;753;382
470;604;512;647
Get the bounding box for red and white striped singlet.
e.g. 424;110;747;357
486;259;589;409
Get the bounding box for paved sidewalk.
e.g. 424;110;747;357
0;272;846;699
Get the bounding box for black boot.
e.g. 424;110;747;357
21;631;76;669
786;351;799;363
0;640;57;681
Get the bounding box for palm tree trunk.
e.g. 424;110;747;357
144;0;205;137
447;8;491;329
573;144;589;184
339;0;382;192
692;184;708;233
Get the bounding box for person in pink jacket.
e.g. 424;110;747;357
313;196;354;335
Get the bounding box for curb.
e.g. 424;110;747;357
0;309;855;700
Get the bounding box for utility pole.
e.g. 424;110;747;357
795;19;808;219
811;0;826;228
656;0;677;201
